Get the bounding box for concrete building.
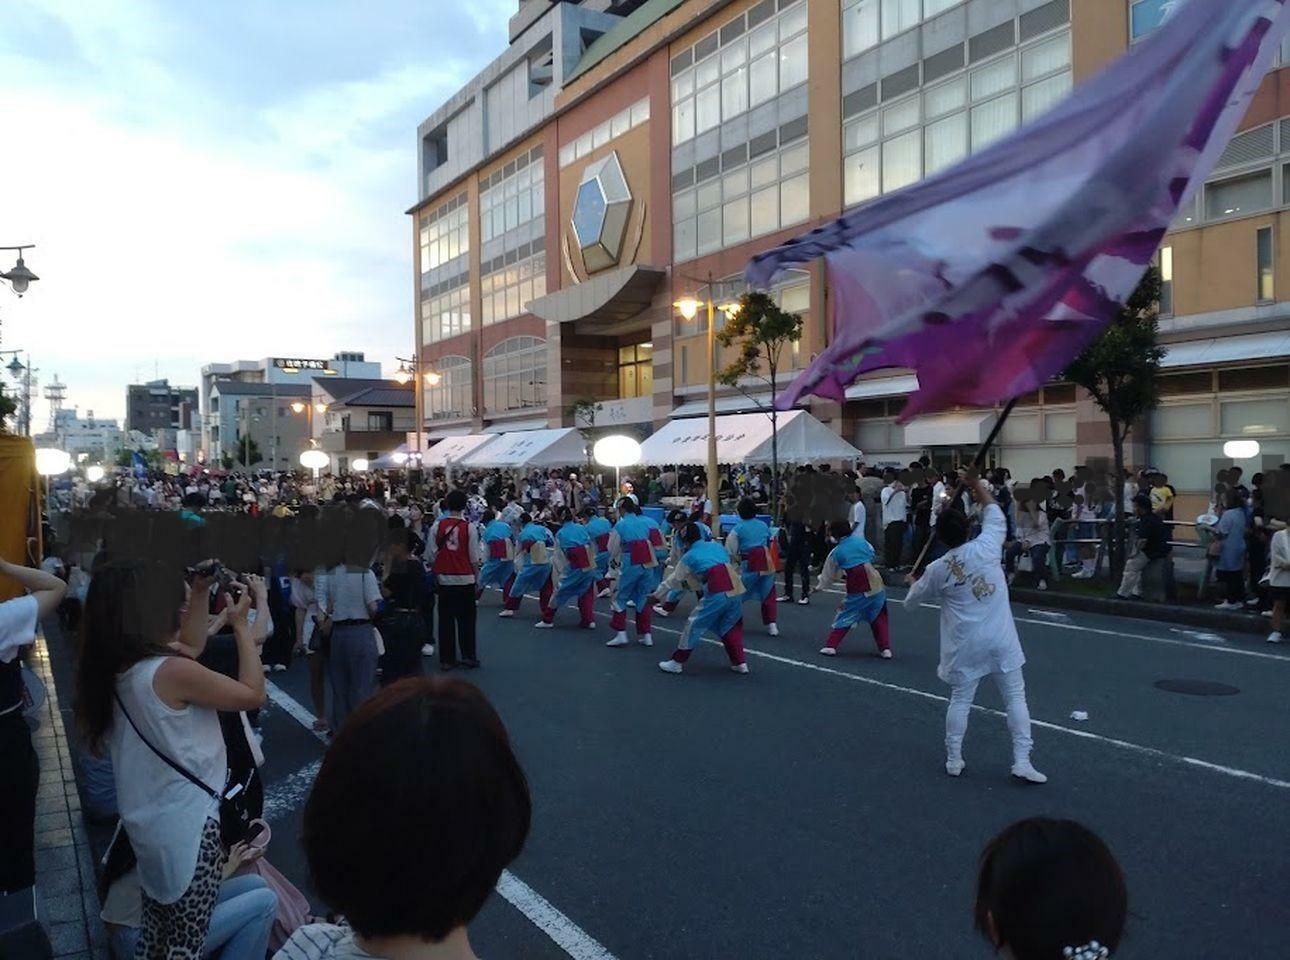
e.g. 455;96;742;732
35;409;123;463
208;380;312;469
312;378;416;474
407;0;1290;502
124;380;198;453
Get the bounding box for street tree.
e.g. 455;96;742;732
1063;266;1165;580
235;437;263;469
715;290;804;520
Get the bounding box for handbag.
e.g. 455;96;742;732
310;614;333;654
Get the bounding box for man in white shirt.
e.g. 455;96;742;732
849;491;867;537
879;472;908;569
0;558;67;895
903;479;1047;784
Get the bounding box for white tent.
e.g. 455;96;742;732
637;410;861;466
370;444;409;469
423;433;499;467
457;427;588;469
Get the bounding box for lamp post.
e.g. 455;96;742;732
394;356;440;493
0;245;39;297
1;351;35;437
594;435;643;500
674;274;742;522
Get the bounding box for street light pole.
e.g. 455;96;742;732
705;271;718;522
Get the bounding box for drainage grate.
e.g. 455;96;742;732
1154;679;1241;696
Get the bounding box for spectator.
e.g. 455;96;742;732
316;535;382;731
377;529;430;686
1112;494;1170;600
1265;518;1290;644
1211;490;1249;610
1150;471;1176;520
278;678;530;960
1005;496;1051;591
880;470;908;569
778;503;813;605
975;818;1127;960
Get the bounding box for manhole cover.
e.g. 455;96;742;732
1154;679;1240;696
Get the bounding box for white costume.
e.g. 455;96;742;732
904;502;1044;781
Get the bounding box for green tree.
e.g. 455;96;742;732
1063;266;1165;580
0;383;17;432
235;437;262;469
715;290;804;520
568;396;600;481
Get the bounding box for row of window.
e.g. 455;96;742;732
481;248;548;326
481;336;547;414
419;193;469;277
479;145;545;247
843;31;1070;206
421;279;472;346
558;99;650;169
425;356;473;421
1157;225;1275;318
841;0;966;60
674;271;810;382
670;0;807;147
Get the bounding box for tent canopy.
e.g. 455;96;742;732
638;410;861;466
458;427;588;470
423;433;498;467
369;444;408;469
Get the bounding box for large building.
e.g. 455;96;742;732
408;0;1290;505
124;380;198;453
35;408;123;463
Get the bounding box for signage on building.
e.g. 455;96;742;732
272;358;329;370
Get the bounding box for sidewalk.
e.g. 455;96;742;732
25;627;110;960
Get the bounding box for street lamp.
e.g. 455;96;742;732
352;457;369;472
392;354;438;492
2;351;36;437
674;275;742;521
299;447;328;481
35;447;70;504
0;245;38;297
86;464;106;483
594;434;642;498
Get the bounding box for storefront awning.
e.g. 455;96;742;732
423;434;498;467
1161;330;1290;368
844;374;920;400
483;417;550;433
458;427;588;469
902;412;995;447
638;410;861;466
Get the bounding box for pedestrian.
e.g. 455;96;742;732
77;561;265;957
778;505;812;605
279;678;530;960
1112;494;1170;601
376;529;429;685
477;510;517;601
427;489;482;670
543;507;597;629
724;498;779;636
880;469;909;569
606;497;655;648
0;558;66;898
583;507;613;598
316;539;382;731
815;520;890;658
974;818;1127;960
651;523;748;675
1210;489;1248;610
653;509;710;617
1265;519;1290;644
499;512;555;623
903;479;1047;783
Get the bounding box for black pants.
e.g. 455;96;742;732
378;611;426;686
437;584;478;666
783;543;811;599
1218;569;1245;604
884;521;907;568
0;709;38;894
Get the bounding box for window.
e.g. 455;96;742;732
421;276;472;344
671;0;807;147
1159;245;1174;315
419;194;469;275
1257;226;1275;302
1130;0;1175;41
841;0;878;59
483;337;547;413
366;412;393;432
881;0;919;40
479;145;545;245
774;270;811;370
559;98;649;167
1205;170;1273;220
424;356;472;420
481;244;546;324
618;343;654;398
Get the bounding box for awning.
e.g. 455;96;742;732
458;427;588;469
845;374;920;400
671;393;773;417
526;264;666;329
638;410;861;466
424;425;472;441
1161;330;1290;368
423;434;498;467
483;417;550;433
902;412;995;447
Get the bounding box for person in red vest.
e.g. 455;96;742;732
426;490;482;671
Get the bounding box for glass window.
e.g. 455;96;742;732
882;130;921;193
1150;403;1212;438
971;93;1017;150
779;33;808;89
971;56;1016;102
882;97;920;137
674;218;697;262
723;165;749;198
672;70;694;99
1205;170;1273;219
881;0;919;39
843;0;880;59
844;145;881;206
673;99;695;145
696;54;720;88
722;66;748;119
750;155;779;189
749;21;777;57
780;141;810;176
1022;34;1070;82
697;207;722;254
1257;226;1275;302
844;114;880;151
1220;398;1287;436
780;173;810;225
1130;0;1175;40
751;185;779;236
924;79;966;120
1159;245;1174;315
696;84;721;133
1022;72;1071;120
483;337;547;414
924;0;962;15
749;52;778;105
724;197;750;246
925;113;967;175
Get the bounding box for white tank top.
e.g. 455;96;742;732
109;657;227;904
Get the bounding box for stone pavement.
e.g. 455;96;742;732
25;631;110;960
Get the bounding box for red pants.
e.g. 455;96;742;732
506;578;553;619
825;606;890;653
760;592;777;625
545;586;595;627
611;605;652;634
671;622;746;666
478;571;517;603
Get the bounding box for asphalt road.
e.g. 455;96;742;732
250;580;1290;959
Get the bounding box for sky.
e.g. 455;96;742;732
0;0;513;428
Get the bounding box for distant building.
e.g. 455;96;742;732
34;408;123;463
124;380;198;452
208;380;312;469
313;378;415;474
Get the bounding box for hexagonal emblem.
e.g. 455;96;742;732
572;151;633;273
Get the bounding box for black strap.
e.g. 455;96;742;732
113;690;220;800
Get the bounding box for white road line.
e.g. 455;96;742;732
262;758;321;821
637;624;1290;792
263;680;618;960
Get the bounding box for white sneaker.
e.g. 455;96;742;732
498;609;515;618
273;663;288;672
767;623;779;637
1011;761;1048;784
637;632;653;647
776;594;793;602
606;632;629;647
651;604;669;617
261;664;271;674
880;649;893;659
796;596;809;605
1267;631;1283;644
1037;581;1048;592
730;663;749;674
583;621;597;630
421;644;435;656
597;588;611;598
534;621;554;629
945;758;965;777
658;659;682;674
1213;601;1241;611
818;646;836;656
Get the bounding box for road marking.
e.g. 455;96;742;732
1027;609;1071;622
635;624;1290;792
1170;627;1229;645
263;680;619;960
262;758;321;821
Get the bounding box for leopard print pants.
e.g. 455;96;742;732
136;817;225;960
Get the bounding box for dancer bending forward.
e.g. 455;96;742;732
542;508;596;629
651;523;748;675
904;478;1046;783
816;520;890;658
724;498;779;636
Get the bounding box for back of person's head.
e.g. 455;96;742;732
518;512;532;526
737;498;757;520
76;559;185;754
1132;493;1151;513
617;496;639;515
828;519;851;541
303;678;530;942
481;509;497;524
445;489;468;513
975;818;1126;960
681;522;704;547
556;506;573;524
579;507;595;520
938;507;970;548
666;509;686;526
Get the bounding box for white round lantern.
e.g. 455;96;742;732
391;451;408;466
1223;440;1260;460
35;448;71;476
352;458;369;472
86;464;106;483
299;449;329;471
593;435;642;468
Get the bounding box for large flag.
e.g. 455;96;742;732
748;0;1290;420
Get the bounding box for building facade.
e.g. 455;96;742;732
408;0;1290;502
35;408;123;464
124;380;198;453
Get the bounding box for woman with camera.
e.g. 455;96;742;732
76;560;266;958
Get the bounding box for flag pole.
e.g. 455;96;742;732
908;396;1019;574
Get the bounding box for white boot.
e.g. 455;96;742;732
658;659;682;674
945;757;965;777
637;632;653;647
1011;760;1048;784
606;631;629;647
767;623;779;637
1267;631;1283;644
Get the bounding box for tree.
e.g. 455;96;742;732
1063;266;1165;581
568;396;600;479
0;383;16;432
715;290;804;520
235;437;262;469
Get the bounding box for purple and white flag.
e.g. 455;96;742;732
748;0;1290;420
